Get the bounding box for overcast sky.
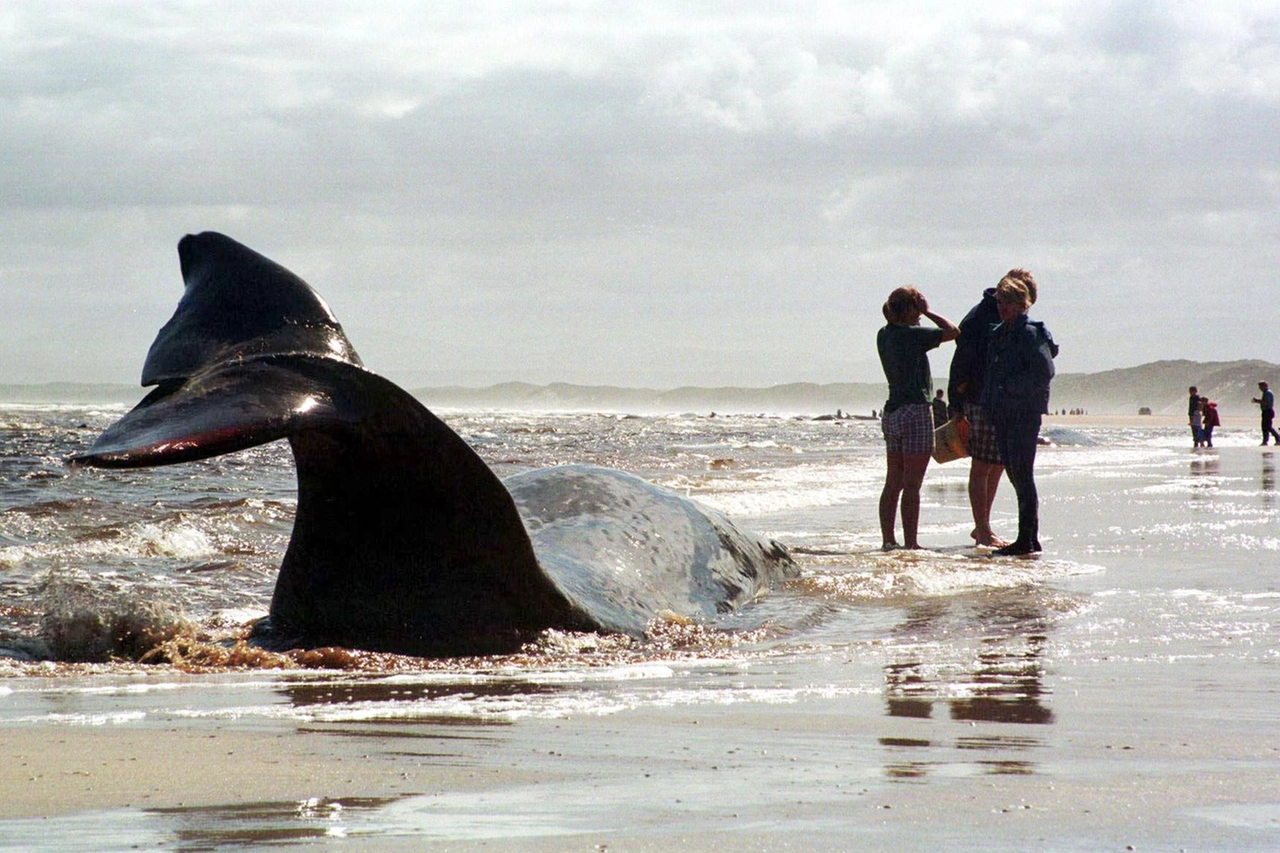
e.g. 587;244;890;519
3;1;1278;390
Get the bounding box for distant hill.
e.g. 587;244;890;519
1049;359;1279;417
0;383;141;405
417;359;1280;416
3;359;1276;415
415;381;889;416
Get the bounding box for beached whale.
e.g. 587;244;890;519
71;232;795;656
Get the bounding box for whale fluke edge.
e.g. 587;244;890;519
71;232;797;656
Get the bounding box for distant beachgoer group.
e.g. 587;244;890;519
876;269;1057;556
1186;385;1221;449
1182;382;1280;449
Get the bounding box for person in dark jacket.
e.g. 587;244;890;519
1187;386;1201;448
947;268;1038;548
931;389;948;427
1253;382;1280;445
980;275;1058;556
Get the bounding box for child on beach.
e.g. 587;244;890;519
1201;397;1219;448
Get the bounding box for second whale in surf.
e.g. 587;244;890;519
72;232;796;656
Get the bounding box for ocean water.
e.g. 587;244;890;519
2;403;1279;849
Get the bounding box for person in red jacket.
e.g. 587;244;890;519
1200;397;1220;448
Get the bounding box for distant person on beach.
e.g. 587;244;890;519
931;389;948;427
1190;399;1204;449
876;286;959;550
1252;381;1280;445
980;275;1058;556
948;268;1037;548
1201;397;1219;448
1188;386;1201;447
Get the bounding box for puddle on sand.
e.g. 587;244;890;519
154;796;404;848
0;796;409;853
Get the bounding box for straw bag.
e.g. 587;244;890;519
932;417;970;464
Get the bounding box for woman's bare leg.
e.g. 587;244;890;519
969;459;1008;547
899;452;931;549
879;451;904;549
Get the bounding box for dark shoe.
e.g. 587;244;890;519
994;541;1034;556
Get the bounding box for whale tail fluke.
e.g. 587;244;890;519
71;233;576;655
73;231;365;468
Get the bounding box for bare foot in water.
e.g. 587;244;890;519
971;529;1010;548
881;541;900;552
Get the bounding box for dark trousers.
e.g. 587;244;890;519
1263;409;1280;445
994;413;1042;548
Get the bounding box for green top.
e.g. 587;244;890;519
877;323;944;414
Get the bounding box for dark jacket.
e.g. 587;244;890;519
980;314;1059;418
947;288;999;416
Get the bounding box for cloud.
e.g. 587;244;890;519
1;1;1278;386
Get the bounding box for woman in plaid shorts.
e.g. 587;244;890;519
876;287;959;550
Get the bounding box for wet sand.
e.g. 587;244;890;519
2;665;1277;851
0;721;508;820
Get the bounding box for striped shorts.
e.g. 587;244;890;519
881;403;935;455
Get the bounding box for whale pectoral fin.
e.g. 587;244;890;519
71;358;340;468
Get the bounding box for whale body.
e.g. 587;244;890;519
72;232;795;656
